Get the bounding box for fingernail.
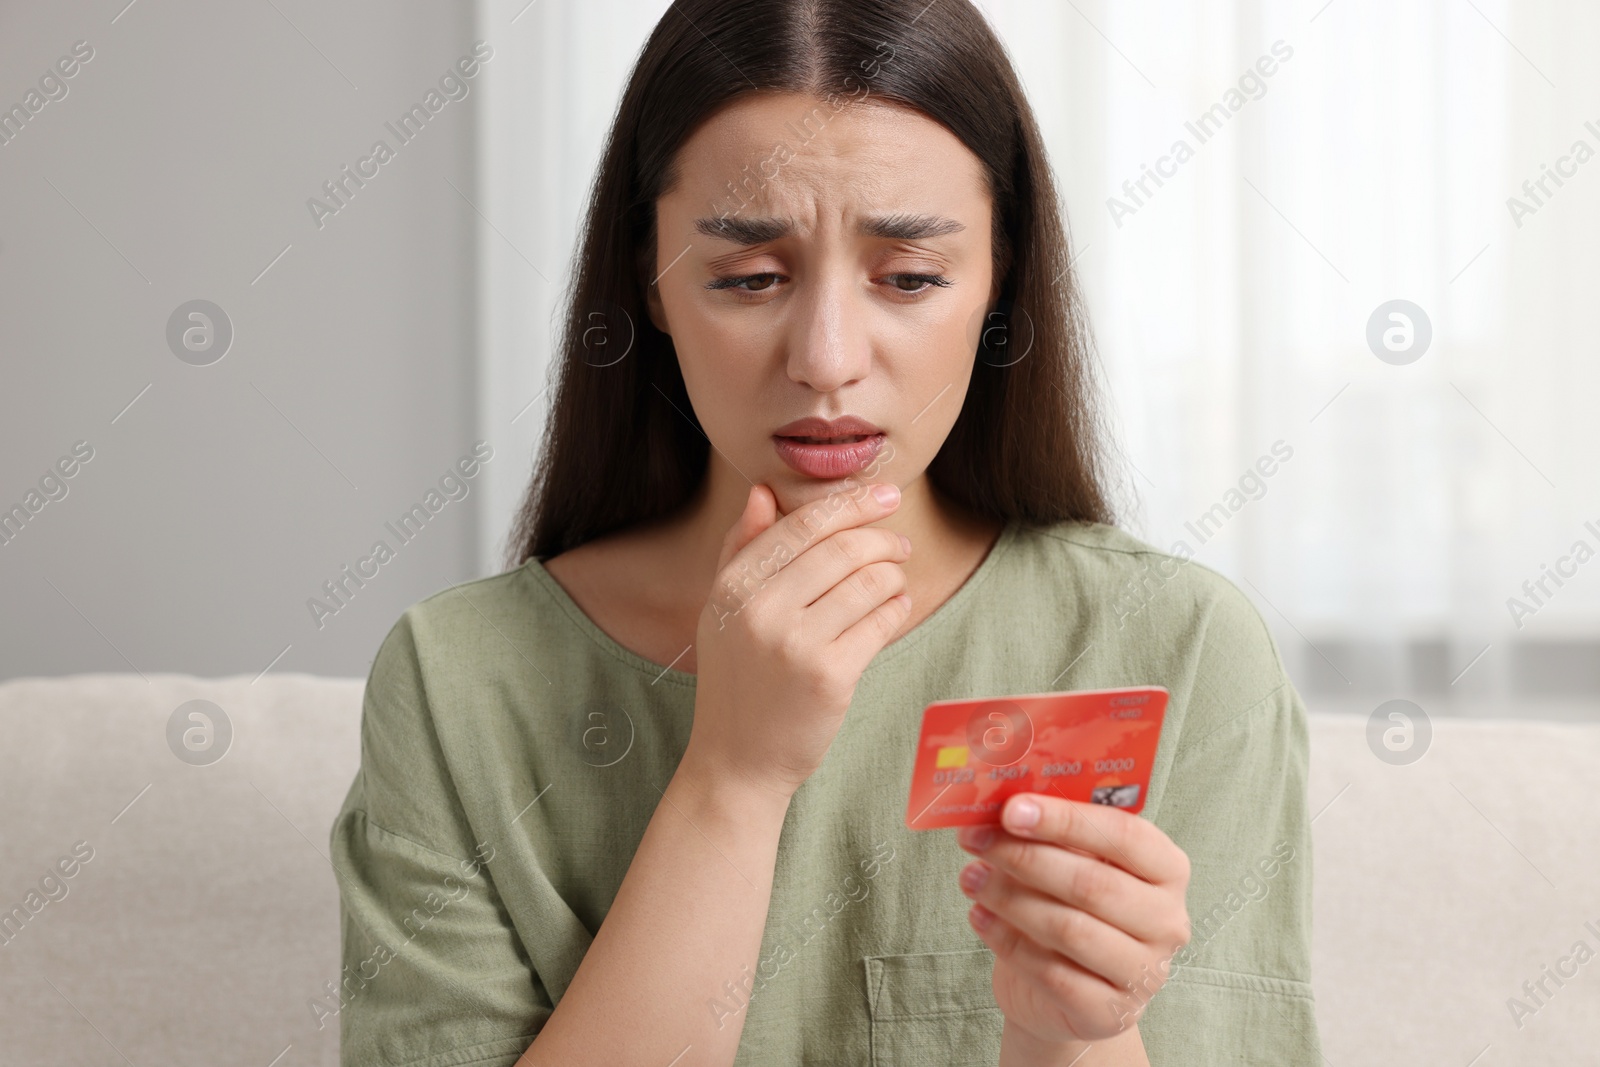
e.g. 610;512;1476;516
872;483;900;506
959;861;990;895
1005;797;1041;831
960;825;995;852
899;534;911;553
969;903;995;931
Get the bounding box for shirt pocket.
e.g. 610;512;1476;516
862;947;1005;1066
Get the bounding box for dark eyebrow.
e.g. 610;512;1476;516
693;216;791;245
860;212;966;240
692;212;965;246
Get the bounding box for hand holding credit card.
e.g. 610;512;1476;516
905;686;1168;830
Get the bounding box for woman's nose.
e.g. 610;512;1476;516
783;272;873;392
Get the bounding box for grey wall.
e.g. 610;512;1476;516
0;1;492;681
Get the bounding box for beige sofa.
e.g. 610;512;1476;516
1;674;1595;1065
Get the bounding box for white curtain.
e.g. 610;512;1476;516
477;0;1600;711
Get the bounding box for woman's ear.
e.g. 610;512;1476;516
645;281;671;335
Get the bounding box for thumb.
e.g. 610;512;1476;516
716;484;778;573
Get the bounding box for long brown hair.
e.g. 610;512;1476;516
505;0;1119;567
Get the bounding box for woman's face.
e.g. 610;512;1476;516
648;91;999;519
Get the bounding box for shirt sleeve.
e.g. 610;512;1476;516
1138;592;1324;1064
328;609;553;1067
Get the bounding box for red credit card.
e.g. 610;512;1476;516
904;686;1169;830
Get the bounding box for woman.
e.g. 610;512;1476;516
329;1;1323;1064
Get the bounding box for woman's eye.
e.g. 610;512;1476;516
707;273;782;293
885;273;953;296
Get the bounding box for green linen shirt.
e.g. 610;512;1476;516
328;517;1323;1065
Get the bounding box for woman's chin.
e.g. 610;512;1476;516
767;475;886;520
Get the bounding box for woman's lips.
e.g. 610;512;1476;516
772;432;887;479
